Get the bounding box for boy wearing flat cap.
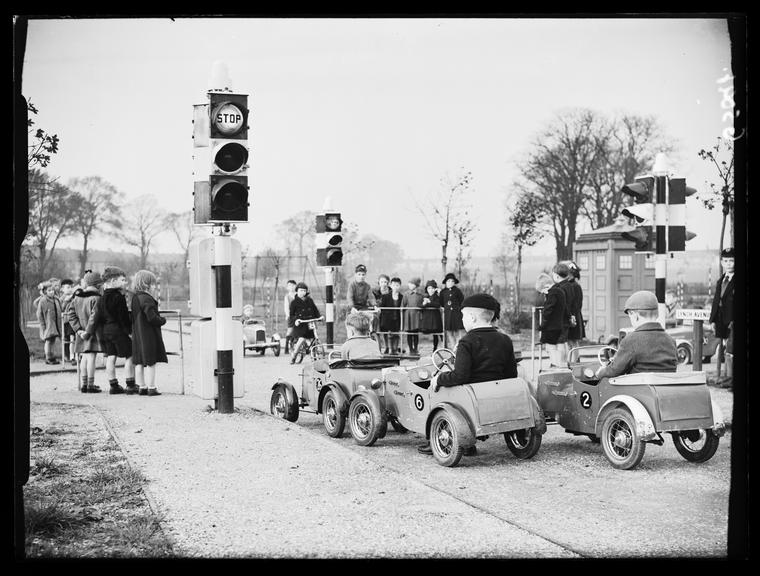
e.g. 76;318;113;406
418;293;517;456
595;290;677;379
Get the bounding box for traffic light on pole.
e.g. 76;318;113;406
193;92;250;224
667;177;697;252
315;212;343;267
620;175;655;253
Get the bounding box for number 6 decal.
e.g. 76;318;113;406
580;391;592;409
414;394;424;411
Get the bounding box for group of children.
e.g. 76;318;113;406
34;267;167;395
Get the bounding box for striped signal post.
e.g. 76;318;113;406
652;153;669;326
213;224;235;414
325;267;334;345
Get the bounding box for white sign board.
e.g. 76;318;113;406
676;309;711;321
213;103;245;135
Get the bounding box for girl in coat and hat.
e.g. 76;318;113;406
288;282;322;363
402;277;424;356
420;280;443;351
131;270;167;396
68;271;105;392
536;271;568;367
36;280;63;364
440;272;465;350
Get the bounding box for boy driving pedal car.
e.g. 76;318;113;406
595;290;678;379
418;293;518;456
340;312;383;360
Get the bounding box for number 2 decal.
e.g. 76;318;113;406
580;391;592;409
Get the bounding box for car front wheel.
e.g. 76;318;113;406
600;408;646;470
504;427;542;459
676;344;692;365
270;384;299;422
348;394;386;447
322;389;346;438
671;429;720;463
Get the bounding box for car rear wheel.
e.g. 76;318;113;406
676;344;692;365
348;394;386;447
504;427;542;459
270;384;299;422
671;429;720;463
600;408;646;470
322;389;346;438
429;409;471;467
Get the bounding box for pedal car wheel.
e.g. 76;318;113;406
676;344;692;365
348;394;386;447
270;385;299;422
504;427;542;459
600;408;646;470
322;389;346;438
389;416;408;434
273;342;281;357
429;409;469;467
293;341;306;364
671;429;719;463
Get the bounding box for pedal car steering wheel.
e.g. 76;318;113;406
597;345;617;367
431;348;456;374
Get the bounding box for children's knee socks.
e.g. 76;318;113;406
87;376;101;393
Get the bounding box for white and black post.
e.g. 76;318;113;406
325;266;334;345
213;224;235;413
653;153;668;326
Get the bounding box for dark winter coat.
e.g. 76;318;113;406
289;295;321;339
379;292;403;332
596;322;677;379
566;278;586;340
94;287;132;338
420;291;443;334
402;288;424;332
558;278;584;341
36;295;62;340
440;285;464;331
68;287;103;353
131;291;167;366
709;274;734;338
436;327;518;387
539;284;567;345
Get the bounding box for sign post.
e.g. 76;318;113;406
676;309;710;371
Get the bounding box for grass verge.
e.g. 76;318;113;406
24;402;177;558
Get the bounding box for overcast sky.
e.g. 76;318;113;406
20;17;733;259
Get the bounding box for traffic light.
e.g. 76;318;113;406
193;92;250;224
667;177;697;252
315;212;343;267
620;175;655;253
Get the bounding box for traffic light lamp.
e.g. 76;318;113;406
621;175;655;204
621;226;654;252
667;177;697;252
316;212;343;267
193;92;250;224
620;174;655;253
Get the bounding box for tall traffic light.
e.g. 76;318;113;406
193;92;250;224
315;212;343;267
620;175;655;253
667;177;697;252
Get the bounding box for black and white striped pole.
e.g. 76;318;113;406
653;153;669;326
315;197;343;346
325;267;334;345
213;224;235;413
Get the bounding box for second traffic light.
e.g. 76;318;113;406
315;212;343;267
193;92;250;224
620;174;655;253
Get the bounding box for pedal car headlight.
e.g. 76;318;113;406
370;378;382;390
417;369;430;381
583;368;595;379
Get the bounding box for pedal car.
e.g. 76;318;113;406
269;346;402;437
343;348;546;467
534;345;726;470
242;319;281;357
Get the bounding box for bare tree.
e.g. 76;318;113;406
414;169;474;278
165;210;201;285
119;195;167;270
453;217;477;281
698;137;735;261
517;109;602;261
277;210;317;262
508;190;545;316
67;176;124;278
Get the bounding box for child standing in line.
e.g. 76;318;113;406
379;277;403;355
288;282;322;364
93;266;137;394
131;270;168;396
440;272;465;350
402;277;424;356
36;280;62;364
372;274;390;352
68;271;104;392
420;280;443;351
283;280;297;354
59;279;77;365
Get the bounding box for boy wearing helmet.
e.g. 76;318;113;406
595;290;677;379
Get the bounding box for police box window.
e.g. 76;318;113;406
578;255;589;271
619;254;633;270
595;254;606;270
644;256;656;269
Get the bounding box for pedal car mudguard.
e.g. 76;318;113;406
271;379;299;408
349;389;387;438
596;394;656;441
319;383;349;416
426;402;476;448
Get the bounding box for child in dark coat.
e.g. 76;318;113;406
440;273;465;350
402;277;424;356
379;277;403;355
536;272;568;367
421;280;443;351
68;271;104;392
130;270;167;396
289;282;322;364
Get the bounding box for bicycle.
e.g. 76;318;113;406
290;317;325;364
